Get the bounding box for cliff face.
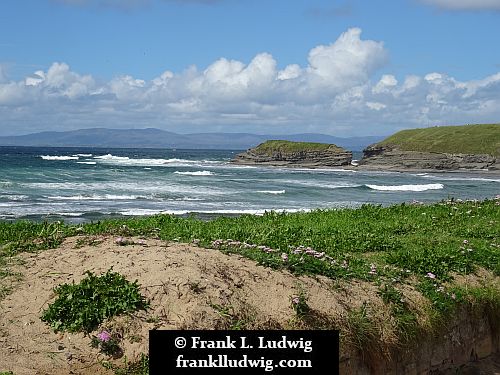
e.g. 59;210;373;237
233;144;353;168
359;144;499;171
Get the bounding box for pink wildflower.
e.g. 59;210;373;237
281;253;289;262
426;272;436;279
97;331;111;342
291;297;300;305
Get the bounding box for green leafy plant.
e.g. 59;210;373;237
41;268;149;333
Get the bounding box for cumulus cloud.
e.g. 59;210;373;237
307;28;387;92
1;27;500;136
420;0;500;10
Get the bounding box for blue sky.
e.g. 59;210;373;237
1;0;499;137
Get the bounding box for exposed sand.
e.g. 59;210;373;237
0;236;498;374
0;236;357;374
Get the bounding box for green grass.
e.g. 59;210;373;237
378;123;500;156
102;354;149;375
253;140;344;154
1;200;498;283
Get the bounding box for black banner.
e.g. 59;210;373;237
149;330;339;374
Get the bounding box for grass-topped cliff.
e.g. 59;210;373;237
253;140;344;155
378;124;500;156
233;140;352;167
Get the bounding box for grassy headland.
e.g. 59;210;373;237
253;140;344;154
377;123;500;156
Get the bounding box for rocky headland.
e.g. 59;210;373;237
359;124;500;172
359;144;499;171
233;140;352;168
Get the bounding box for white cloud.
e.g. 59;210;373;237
306;28;387;92
277;64;302;80
421;0;500;10
1;27;500;137
373;74;398;94
25;71;45;86
366;102;386;111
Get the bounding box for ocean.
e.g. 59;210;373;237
0;146;498;223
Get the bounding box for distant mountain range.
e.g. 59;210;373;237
0;128;384;151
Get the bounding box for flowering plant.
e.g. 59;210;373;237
91;330;122;357
290;293;310;317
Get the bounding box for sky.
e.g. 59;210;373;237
0;0;499;137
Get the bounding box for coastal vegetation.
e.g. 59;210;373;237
252;140;343;154
0;198;499;373
41;268;149;333
377;123;500;156
2;198;498;307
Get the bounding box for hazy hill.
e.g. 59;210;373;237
0;128;383;151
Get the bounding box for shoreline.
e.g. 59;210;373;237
231;159;500;175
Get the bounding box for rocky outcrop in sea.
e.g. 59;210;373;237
233;145;352;168
359;144;499;171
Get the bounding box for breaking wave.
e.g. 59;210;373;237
174;171;214;176
40;155;79;161
366;183;444;192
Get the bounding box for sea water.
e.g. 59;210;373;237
0;146;498;223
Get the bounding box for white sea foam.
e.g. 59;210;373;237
77;161;97;165
366;183;444;192
47;194;145;201
93;154;130;161
73;154;93;157
120;208;311;216
257;190;286;195
174;171;214;176
420;175;500;183
1;194;28;201
27;181;228;195
40;155;79;161
93;154;206;167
